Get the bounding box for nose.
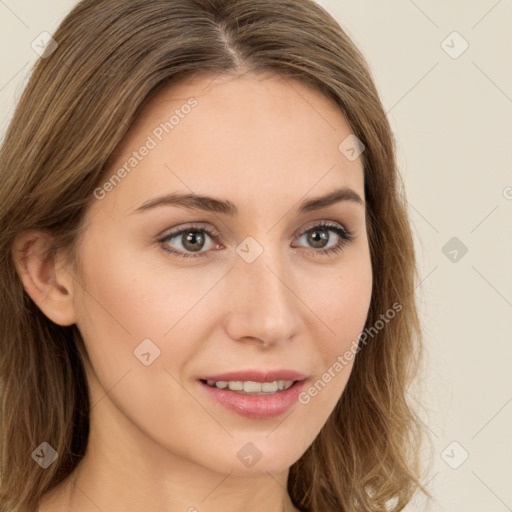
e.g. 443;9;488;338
223;245;302;347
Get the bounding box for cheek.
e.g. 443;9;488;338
310;250;373;348
74;231;207;338
295;277;371;441
72;235;230;382
71;239;209;427
300;251;372;405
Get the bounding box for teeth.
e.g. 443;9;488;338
262;381;279;392
228;381;244;391
204;379;294;393
243;381;263;392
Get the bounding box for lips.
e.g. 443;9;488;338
196;369;308;419
198;369;307;383
198;378;308;419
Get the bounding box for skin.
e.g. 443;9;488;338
14;72;372;512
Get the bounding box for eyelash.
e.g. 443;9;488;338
158;221;353;260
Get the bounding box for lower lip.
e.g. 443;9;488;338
198;379;307;419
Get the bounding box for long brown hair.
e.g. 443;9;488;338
0;1;429;510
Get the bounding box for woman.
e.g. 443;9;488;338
0;0;428;511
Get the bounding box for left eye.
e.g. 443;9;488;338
294;223;352;255
158;222;353;259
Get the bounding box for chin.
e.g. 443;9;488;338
206;439;308;476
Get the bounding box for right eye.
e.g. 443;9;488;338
158;225;222;259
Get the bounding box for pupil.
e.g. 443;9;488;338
309;228;328;248
184;231;204;251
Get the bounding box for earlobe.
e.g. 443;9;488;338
12;230;77;326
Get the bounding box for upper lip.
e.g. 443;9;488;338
199;369;307;383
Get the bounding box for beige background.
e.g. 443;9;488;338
1;1;511;510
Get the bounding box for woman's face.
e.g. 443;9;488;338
71;72;372;476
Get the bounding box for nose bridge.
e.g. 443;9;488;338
224;238;301;344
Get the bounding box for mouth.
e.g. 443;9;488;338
197;373;308;419
199;378;298;395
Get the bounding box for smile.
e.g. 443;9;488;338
198;378;308;419
202;379;295;394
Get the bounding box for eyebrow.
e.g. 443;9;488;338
132;186;364;216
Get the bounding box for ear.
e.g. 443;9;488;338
12;230;77;326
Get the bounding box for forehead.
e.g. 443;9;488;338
94;72;365;217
